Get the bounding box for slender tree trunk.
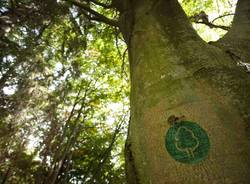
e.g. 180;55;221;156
116;0;250;183
1;167;10;184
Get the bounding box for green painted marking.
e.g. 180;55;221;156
165;121;210;164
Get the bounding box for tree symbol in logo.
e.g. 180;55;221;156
174;126;199;158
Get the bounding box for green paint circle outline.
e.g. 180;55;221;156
165;121;210;164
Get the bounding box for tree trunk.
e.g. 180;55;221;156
116;0;250;183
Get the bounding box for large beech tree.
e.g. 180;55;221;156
114;0;250;183
1;0;250;183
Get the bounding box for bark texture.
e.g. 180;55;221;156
214;0;250;64
116;0;250;183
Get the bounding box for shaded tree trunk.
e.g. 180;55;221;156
115;0;250;183
1;167;10;184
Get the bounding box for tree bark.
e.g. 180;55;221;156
116;0;250;183
214;0;250;64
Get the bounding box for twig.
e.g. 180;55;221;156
211;13;234;23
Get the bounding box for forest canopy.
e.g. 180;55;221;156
0;0;238;183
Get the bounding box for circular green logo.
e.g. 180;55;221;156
165;121;210;164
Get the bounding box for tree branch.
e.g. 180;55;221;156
219;0;250;39
194;21;230;31
89;0;113;9
191;11;231;31
89;118;124;183
64;0;119;27
211;13;235;23
212;0;250;64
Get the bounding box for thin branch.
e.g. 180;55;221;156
194;21;230;31
69;12;83;35
65;0;119;27
89;117;125;183
114;29;123;59
114;29;128;77
34;21;52;45
211;13;234;23
89;0;113;9
190;11;231;31
47;81;93;184
121;48;128;77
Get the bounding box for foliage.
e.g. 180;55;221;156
1;0;128;183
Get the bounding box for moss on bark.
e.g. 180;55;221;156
120;0;250;183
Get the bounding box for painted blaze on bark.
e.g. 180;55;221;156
113;0;250;183
165;121;210;164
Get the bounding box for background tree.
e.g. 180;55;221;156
1;0;129;183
